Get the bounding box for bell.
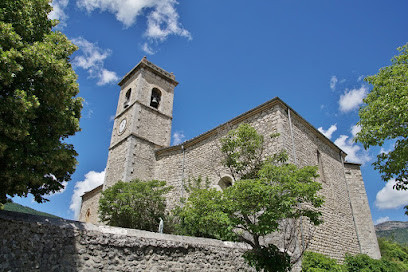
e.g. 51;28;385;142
151;96;159;108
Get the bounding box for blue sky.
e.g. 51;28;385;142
12;0;408;224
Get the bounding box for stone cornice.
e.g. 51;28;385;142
118;57;178;87
109;133;163;151
115;100;172;121
81;185;103;198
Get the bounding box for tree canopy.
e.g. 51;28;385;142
175;124;324;271
356;43;408;191
99;179;173;232
0;0;82;204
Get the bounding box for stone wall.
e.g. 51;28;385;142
79;185;102;224
0;211;254;271
344;163;381;259
155;103;281;211
277;106;361;260
154;99;380;260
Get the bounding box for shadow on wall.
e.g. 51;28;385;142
0;210;79;270
0;210;254;271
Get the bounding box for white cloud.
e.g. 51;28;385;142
70;169;105;219
72;37;119;85
339;85;368;113
98;69;120;86
142;42;155;55
380;147;392;155
49;0;69;27
334;134;371;164
375;216;390;225
77;0;190;41
44;174;68;196
375;180;408;210
109;115;115;122
351;124;361;138
330;76;338;91
50;181;68;196
145;0;191;41
318;124;337;140
172;131;185;145
357;75;364;82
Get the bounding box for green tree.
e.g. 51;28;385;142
220;123;266;179
99;179;173;232
378;238;408;271
175;124;324;272
0;0;82;204
355;44;408;193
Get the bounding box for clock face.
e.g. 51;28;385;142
119;118;127;134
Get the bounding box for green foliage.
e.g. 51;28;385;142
344;253;400;272
174;187;234;240
377;228;408;245
99;180;173;232
220;123;265;179
0;0;82;203
302;245;408;272
355;43;408;192
301;251;345;272
183;175;211;194
175;124;323;271
378;238;408;271
243;244;291;272
2;202;60;218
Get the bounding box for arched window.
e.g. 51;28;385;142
124;88;131;108
218;176;233;190
150;88;161;109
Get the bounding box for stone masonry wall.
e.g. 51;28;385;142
277;106;361;260
155;101;380;260
344;163;381;259
154;104;281;211
0;211;254;272
79;185;102;224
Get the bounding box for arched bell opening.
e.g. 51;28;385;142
124;88;131;108
150;88;161;109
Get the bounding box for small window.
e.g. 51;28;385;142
124;88;131;108
85;208;91;222
150;88;161;109
218;176;233;190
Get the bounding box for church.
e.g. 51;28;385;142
79;57;380;260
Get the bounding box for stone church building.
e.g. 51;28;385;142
79;57;381;260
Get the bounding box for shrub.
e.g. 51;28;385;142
344;253;400;272
301;251;345;272
99;179;173;232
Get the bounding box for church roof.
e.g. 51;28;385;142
156;97;348;158
118;57;178;87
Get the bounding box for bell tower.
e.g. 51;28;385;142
104;57;178;188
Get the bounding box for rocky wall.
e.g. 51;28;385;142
344;163;381;259
0;211;254;272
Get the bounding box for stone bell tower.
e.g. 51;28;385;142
103;57;178;188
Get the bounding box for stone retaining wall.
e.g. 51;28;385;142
0;211;254;271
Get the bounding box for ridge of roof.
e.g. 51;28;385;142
156;97;347;157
